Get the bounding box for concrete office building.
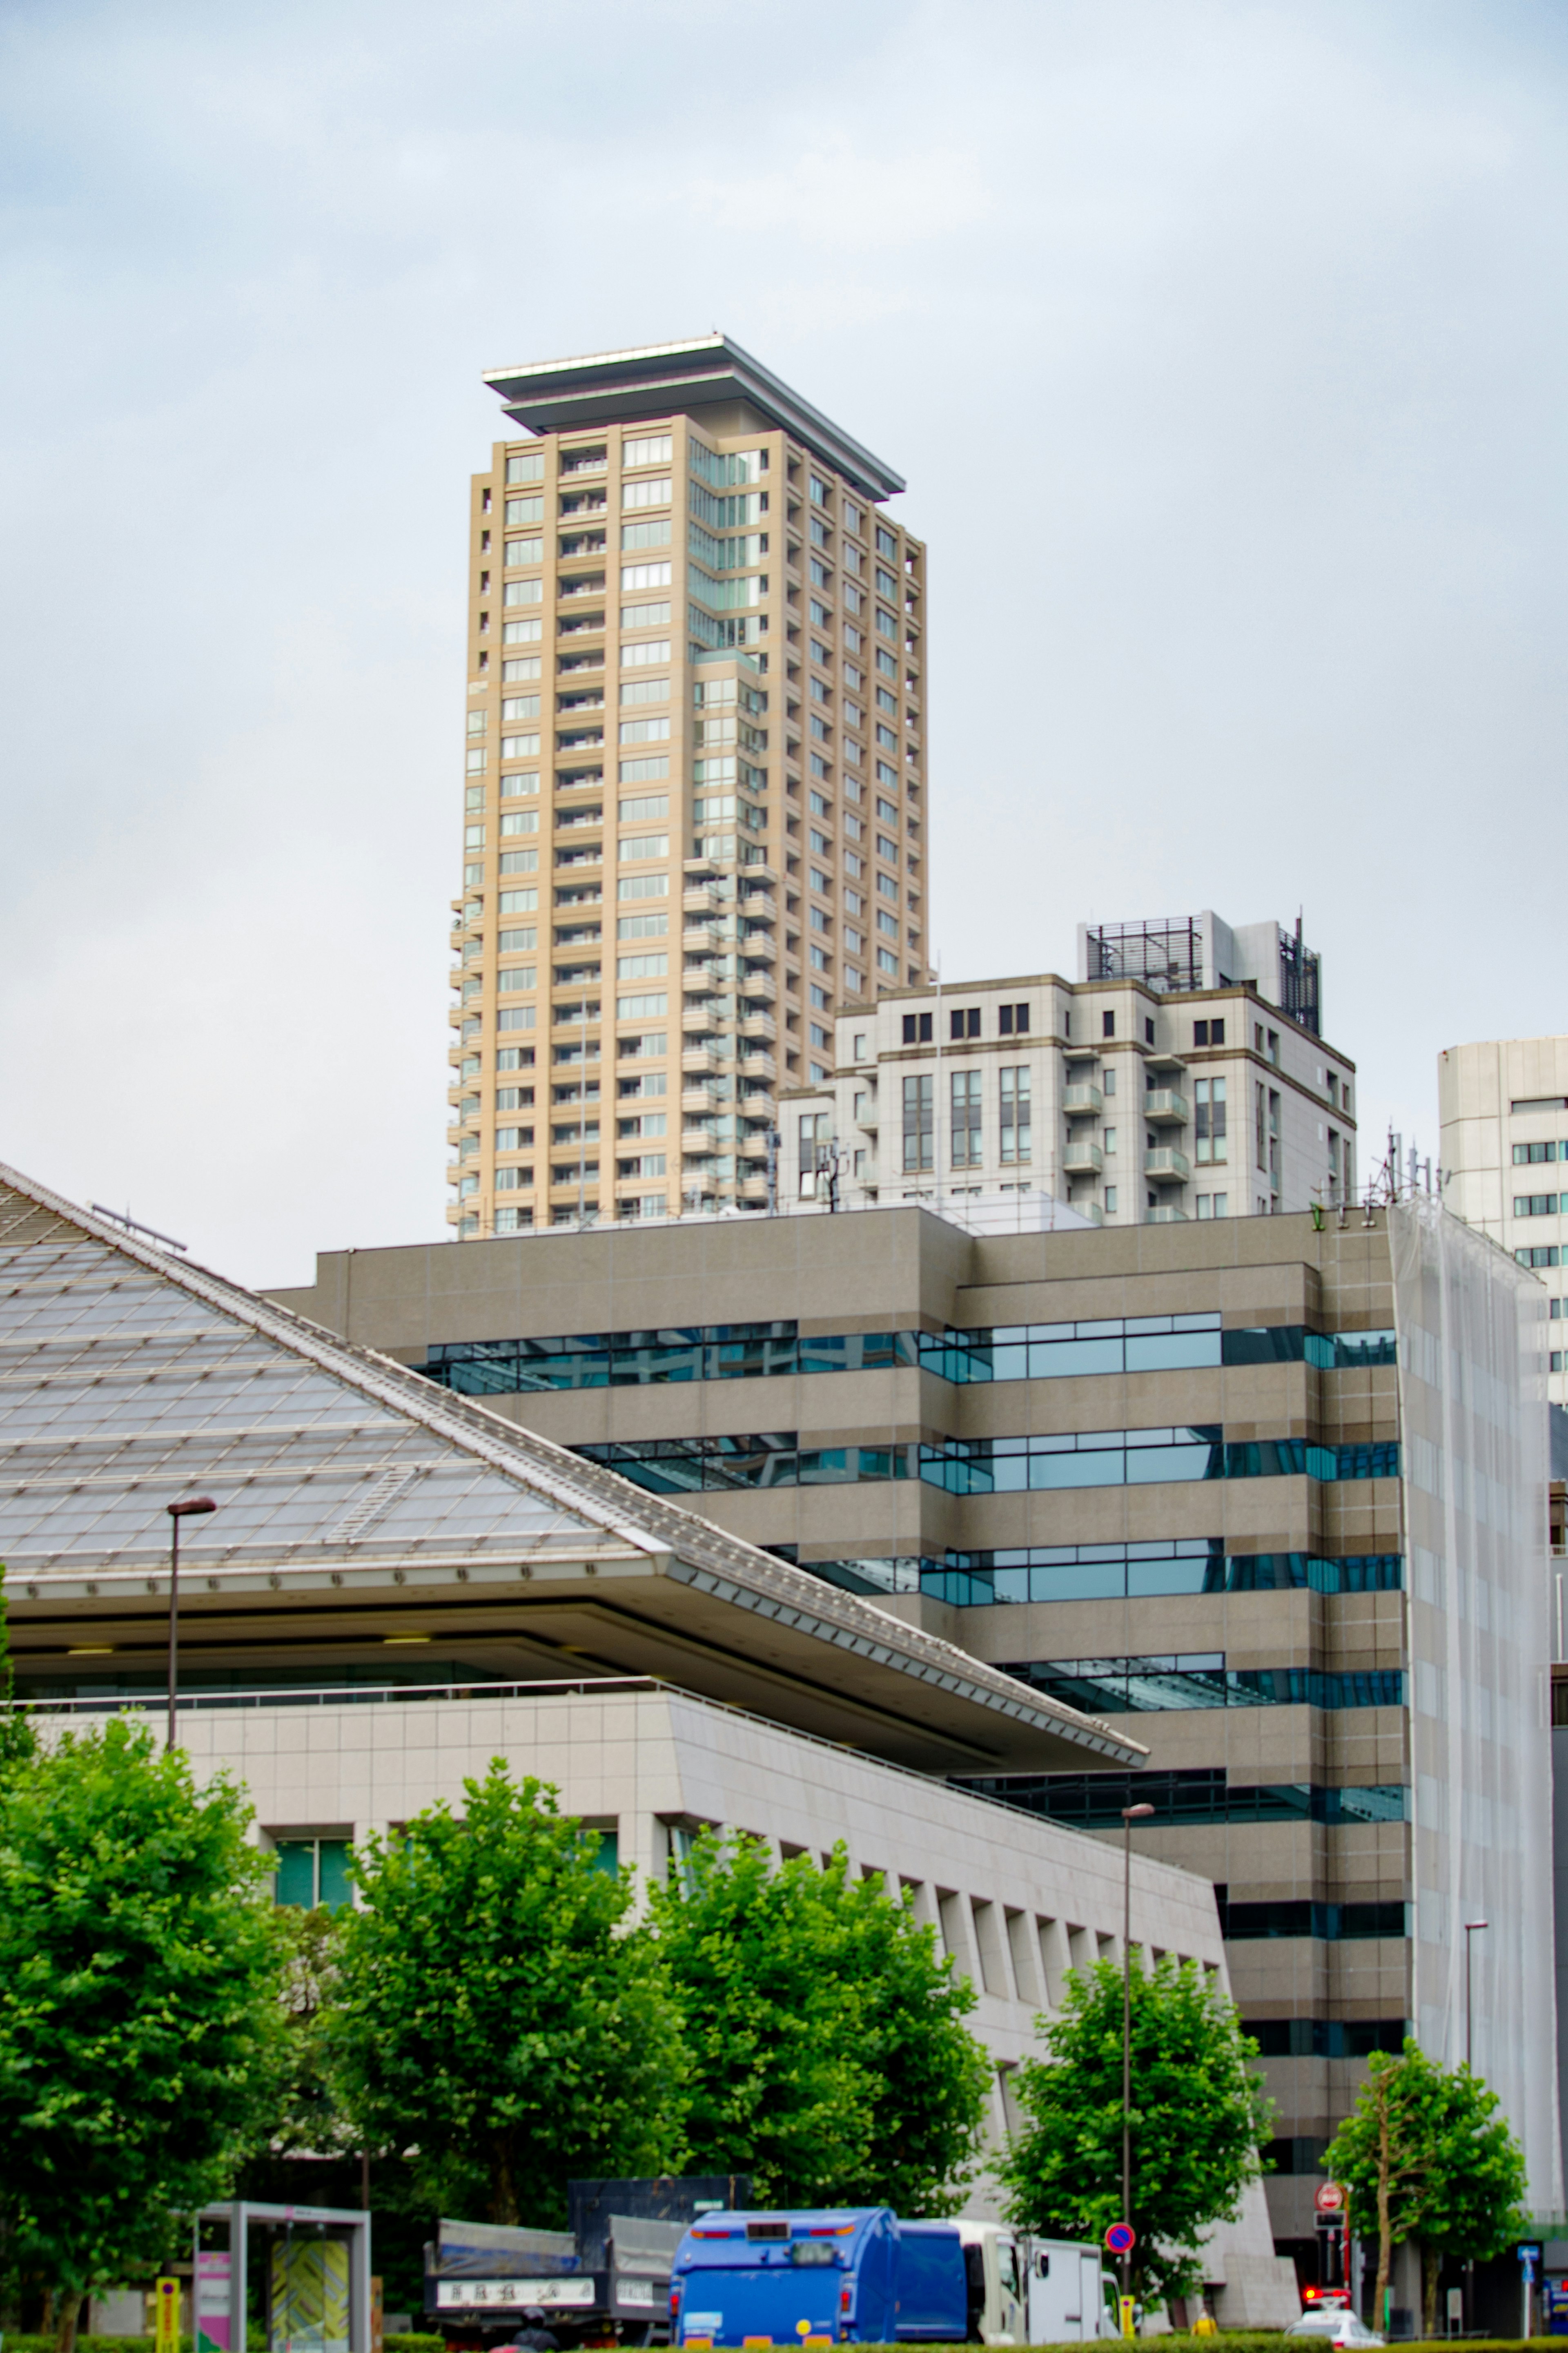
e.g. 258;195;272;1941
448;335;929;1238
781;914;1354;1227
1440;1035;1568;1405
265;1190;1559;2256
0;1162;1298;2318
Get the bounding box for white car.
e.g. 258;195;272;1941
1285;2311;1384;2347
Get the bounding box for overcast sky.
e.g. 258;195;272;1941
2;0;1564;1287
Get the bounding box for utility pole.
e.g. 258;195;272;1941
1121;1802;1155;2325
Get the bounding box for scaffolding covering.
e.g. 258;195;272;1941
1082;917;1204;994
1390;1198;1562;2217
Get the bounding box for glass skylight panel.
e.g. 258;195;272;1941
0;1228;637;1577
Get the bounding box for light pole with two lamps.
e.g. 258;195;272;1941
165;1496;217;1749
1465;1918;1488;2069
1121;1802;1156;2331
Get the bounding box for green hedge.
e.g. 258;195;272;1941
0;2340;190;2353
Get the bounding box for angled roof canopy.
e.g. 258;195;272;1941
482;334;906;503
0;1169;1142;1776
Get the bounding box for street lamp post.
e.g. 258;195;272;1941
1463;1920;1488;2337
166;1497;217;1749
1465;1919;1488;2070
1122;1802;1156;2326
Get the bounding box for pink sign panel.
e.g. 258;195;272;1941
197;2251;232;2353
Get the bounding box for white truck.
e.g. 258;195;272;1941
1021;2236;1121;2342
946;2223;1118;2343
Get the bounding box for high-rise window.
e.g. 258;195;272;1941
951;1071;982;1167
1000;1068;1031;1164
1195;1077;1227;1164
797;1112;830;1196
903;1075;934;1171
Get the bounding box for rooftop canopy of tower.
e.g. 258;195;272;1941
0;1166;1140;1777
482;332;907;502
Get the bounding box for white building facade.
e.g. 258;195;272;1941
783;964;1356;1229
1440;1035;1568;1405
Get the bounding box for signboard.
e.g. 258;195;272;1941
1105;2224;1136;2255
197;2250;232;2353
155;2279;182;2353
1315;2183;1347;2215
1118;2294;1137;2339
434;2279;595;2312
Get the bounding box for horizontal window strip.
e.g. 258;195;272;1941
924;1546;1404;1604
574;1434;909;1494
951;1765;1410;1827
767;1549;935;1598
416;1317;1395;1393
1217;1894;1410;1942
924;1321;1396;1382
918;1433;1399;1492
423;1323;914;1391
1247;2018;1412;2059
568;1433;1399;1495
998;1657;1405;1712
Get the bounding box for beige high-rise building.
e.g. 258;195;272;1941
446;335;927;1237
1439;1033;1568;1402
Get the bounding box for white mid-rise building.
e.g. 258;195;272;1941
1440;1034;1568;1402
782;923;1355;1227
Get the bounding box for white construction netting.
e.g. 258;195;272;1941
1390;1197;1561;2219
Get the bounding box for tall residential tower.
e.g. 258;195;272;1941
447;335;929;1237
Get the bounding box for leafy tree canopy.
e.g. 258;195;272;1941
323;1761;687;2227
649;1833;989;2213
998;1953;1272;2305
0;1721;288;2346
1323;2039;1528;2334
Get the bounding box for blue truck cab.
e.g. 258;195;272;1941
669;2210;898;2347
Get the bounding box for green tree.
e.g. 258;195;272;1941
324;1762;686;2227
0;1721;288;2353
998;1954;1273;2309
272;1905;356;2160
649;1834;989;2211
1322;2039;1528;2334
